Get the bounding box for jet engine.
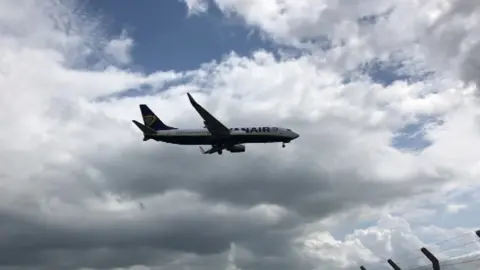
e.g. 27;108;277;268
227;144;246;153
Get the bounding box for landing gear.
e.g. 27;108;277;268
282;142;285;148
218;150;223;155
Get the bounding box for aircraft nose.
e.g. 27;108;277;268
292;132;299;139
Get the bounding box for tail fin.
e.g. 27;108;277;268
139;104;176;131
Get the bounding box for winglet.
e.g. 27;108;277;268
187;92;197;105
132;120;156;135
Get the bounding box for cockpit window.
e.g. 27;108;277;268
287;129;291;131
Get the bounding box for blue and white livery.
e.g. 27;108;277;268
132;93;300;155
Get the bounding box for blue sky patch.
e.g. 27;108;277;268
88;0;278;73
359;58;434;86
391;116;443;151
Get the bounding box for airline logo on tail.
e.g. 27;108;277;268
142;114;157;127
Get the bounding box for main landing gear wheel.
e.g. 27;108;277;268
218;150;223;155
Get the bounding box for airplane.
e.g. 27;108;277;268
132;92;299;155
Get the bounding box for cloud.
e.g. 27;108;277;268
1;0;480;269
181;0;209;16
202;0;480;87
104;30;134;65
447;204;468;214
296;213;480;270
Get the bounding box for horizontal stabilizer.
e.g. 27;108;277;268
132;120;156;135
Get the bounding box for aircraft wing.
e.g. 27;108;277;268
187;93;230;138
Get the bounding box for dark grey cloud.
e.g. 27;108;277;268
86;126;448;214
0;121;451;270
0;119;444;270
0;195;277;269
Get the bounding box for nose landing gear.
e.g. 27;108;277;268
282;142;285;148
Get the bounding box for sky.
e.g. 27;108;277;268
1;0;480;270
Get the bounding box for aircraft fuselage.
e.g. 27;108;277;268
149;126;298;145
132;93;300;154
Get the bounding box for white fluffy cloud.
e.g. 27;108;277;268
181;0;209;16
204;0;480;82
2;0;480;269
104;30;134;65
295;212;480;270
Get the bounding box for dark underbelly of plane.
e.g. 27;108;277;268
154;134;287;145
